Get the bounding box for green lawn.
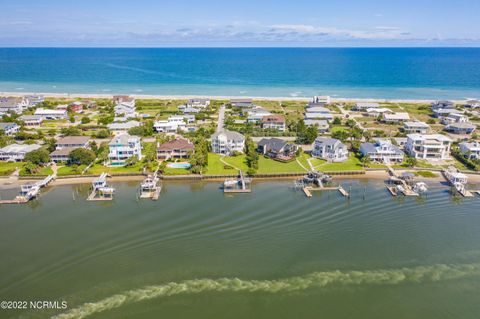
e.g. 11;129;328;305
87;163;145;175
57;165;88;176
19;165;54;176
313;154;364;172
205;153;248;175
163;167;191;175
256;156;307;174
0;161;25;176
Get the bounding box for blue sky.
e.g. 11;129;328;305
1;0;479;47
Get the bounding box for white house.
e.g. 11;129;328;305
312;96;331;105
433;108;463;118
312;137;348;162
247;107;271;122
445;122;476;135
261;115;286;131
154;116;187;133
34;108;68;120
383;112;410;123
354;102;379;111
431;100;455;110
464;99;480;109
0;122;20;136
304;119;329;133
108;120;141;135
360;140;404;163
211;129;245;155
405;134;452;160
0;97;28;114
230;98;253;108
0;144;42;162
18;115;43;127
56;136;91;149
25;95;45;107
114;102;137;117
459;141;480;160
403;121;430;134
441;113;469;125
187;98;210;108
366;108;393;117
108;133;142;166
304;106;334;121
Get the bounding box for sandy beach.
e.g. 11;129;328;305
0;91;460;104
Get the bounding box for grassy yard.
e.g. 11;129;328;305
87;163;145;175
57;165;88;176
0;162;25;176
163;166;191;175
19;165;54;176
313;154;364;171
205;153;247;175
256;156;307;174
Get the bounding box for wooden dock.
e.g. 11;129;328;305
386;186;398;196
302;186;349;198
0;174;56;205
223;170;252;193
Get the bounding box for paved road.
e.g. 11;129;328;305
217;105;225;132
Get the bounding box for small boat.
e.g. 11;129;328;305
224;180;239;187
413;182;428;194
396;185;405;194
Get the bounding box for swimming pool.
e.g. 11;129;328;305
167;162;191;169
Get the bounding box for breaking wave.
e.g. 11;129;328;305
53;262;480;319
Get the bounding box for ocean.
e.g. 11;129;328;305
1;180;480;318
0;48;480;99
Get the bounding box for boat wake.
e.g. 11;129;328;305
53;262;480;319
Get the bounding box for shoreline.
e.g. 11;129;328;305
0;91;466;104
2;170;480;191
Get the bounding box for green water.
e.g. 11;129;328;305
1;180;480;319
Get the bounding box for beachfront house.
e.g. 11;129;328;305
230;98;253;108
445;122;476;135
304;106;334;122
247;107;271;123
257;138;297;161
187;98;210;109
433;108;463;118
441;113;469;125
108;133;142;166
366;108;393;117
431;100;455;110
211;129;245;155
360;140;404;163
403;121;430;134
0;97;28;114
18;115;43;127
0;143;42;162
68;101;84;113
305;119;329;133
107;120;141;135
312;137;348;162
459;141;480;160
157;138;194;160
382;112;410;123
405;134;452;160
312;96;331;105
49;148;78;162
261;115;286;132
114;102;136;117
0;122;20;136
25;95;45;107
464;99;480;109
154;116;187;133
353;102;379;111
34;108;68;120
